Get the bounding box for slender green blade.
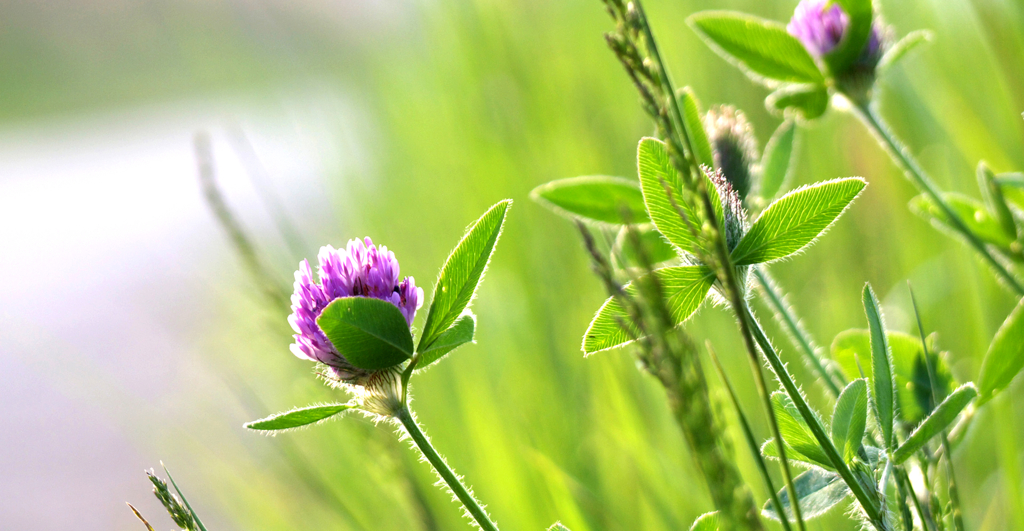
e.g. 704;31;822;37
245;404;353;431
862;284;896;450
690;512;720;531
548;524;572;531
731;177;866;265
762;468;851;521
910;192;1015;249
977;162;1018;240
162;464;209;531
978;298;1024;403
418;312;476;367
126;503;157;531
688;11;824;84
583;266;713;355
530;176;648;225
767;84;829;121
678;87;715;169
317;297;414;370
831;379;868;462
831;329;955;424
759;120;797;199
763;391;834;469
878;30;934;72
418;200;511;351
893;384;977;464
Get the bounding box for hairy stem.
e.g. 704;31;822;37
753;267;843;397
743;304;890;530
850;101;1024;295
623;4;804;528
397;407;499;531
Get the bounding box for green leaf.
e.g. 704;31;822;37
762;391;834;469
530;176;649;225
909;192;1015;249
418;312;476;367
831;379;868;462
759;120;798;199
419;200;511;351
317;297;414;370
826;0;873;75
613;225;680;267
831;329;956;425
548;524;571;531
688;11;824;84
582;266;714;355
245;404;354;431
690;512;720;531
766;84;829;121
863;284;896;451
995;172;1024;188
978;298;1024;403
892;383;977;463
162;464;209;531
731;178;866;265
878;30;934;72
636;137;705;255
762;468;851;521
678;87;715;169
977;162;1018;240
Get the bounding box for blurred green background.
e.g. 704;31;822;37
1;0;1023;529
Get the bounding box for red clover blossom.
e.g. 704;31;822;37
288;237;423;383
788;0;884;63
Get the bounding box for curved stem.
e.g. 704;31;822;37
397;407;499;531
850;101;1024;296
754;267;843;397
743;304;890;530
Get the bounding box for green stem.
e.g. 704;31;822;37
707;343;794;531
911;284;965;531
753;267;843;397
851;101;1024;296
397;407;499;531
742;304;890;530
939;434;965;531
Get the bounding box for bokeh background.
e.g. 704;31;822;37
1;0;1023;529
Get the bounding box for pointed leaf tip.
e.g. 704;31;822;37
419;200;511;352
731;177;865;265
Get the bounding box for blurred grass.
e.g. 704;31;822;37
5;0;1024;529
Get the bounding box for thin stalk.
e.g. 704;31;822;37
910;285;965;531
743;303;889;529
850;102;1024;296
707;342;793;531
896;466;935;531
632;4;804;527
753;267;843;397
626;5;798;527
396;407;499;531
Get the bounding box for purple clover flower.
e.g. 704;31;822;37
788;0;882;60
288;237;423;383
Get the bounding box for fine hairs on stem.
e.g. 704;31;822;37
396;406;500;531
578;221;764;530
602;1;807;527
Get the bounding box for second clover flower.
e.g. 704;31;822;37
288;237;423;384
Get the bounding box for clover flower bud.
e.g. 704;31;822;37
706;166;748;252
787;0;887;65
704;105;759;201
288;237;423;384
